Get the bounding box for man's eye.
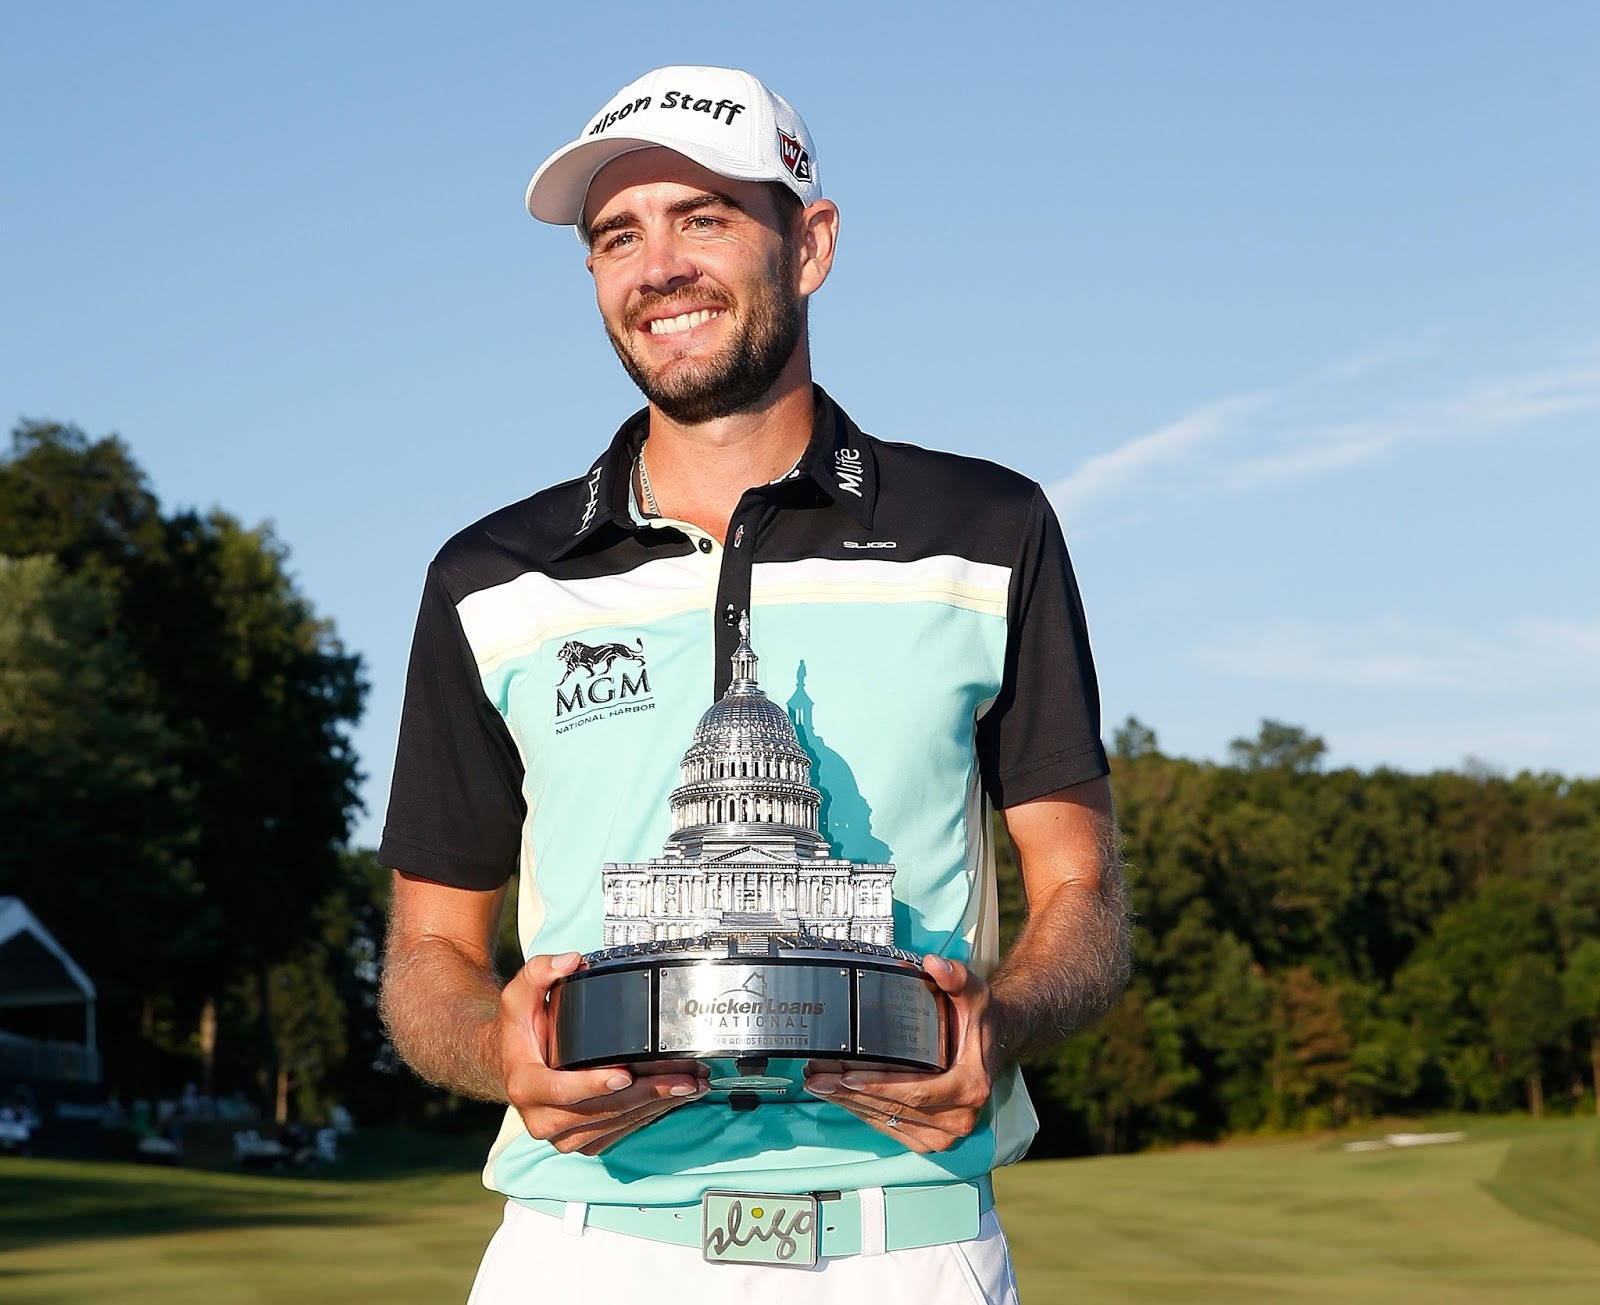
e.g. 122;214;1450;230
687;215;721;230
601;231;637;252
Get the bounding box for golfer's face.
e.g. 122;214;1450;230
583;150;795;405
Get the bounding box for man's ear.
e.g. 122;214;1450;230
796;200;840;298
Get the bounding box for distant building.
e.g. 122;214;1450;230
0;897;99;1086
601;618;896;947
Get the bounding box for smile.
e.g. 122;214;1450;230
647;308;725;336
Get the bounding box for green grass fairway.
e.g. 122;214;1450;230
1000;1115;1600;1302
3;1117;1597;1302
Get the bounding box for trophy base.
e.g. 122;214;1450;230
547;934;950;1105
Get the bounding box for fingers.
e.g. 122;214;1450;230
923;952;999;1074
513;1067;709;1154
508;1061;635;1110
499;952;711;1153
513;1062;704;1115
569;1094;692;1156
803;954;993;1155
804;1084;942;1153
805;1078;982;1153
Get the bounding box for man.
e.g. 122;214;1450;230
378;65;1129;1303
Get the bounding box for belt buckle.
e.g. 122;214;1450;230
700;1189;820;1268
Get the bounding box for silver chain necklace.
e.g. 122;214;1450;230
636;441;804;521
637;445;660;516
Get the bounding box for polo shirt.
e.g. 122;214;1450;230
379;385;1108;1208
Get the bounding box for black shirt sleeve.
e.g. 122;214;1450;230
376;563;526;889
975;485;1110;807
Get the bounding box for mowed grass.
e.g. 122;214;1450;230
3;1117;1598;1302
1002;1115;1600;1302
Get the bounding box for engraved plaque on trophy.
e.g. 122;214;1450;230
546;615;950;1106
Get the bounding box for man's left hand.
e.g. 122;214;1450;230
802;954;998;1153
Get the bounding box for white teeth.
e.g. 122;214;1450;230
648;308;723;335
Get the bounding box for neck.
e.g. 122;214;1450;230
640;350;815;542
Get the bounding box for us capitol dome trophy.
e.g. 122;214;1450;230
548;615;951;1109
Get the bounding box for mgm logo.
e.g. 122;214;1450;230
554;637;654;727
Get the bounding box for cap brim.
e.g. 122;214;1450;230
525;132;782;227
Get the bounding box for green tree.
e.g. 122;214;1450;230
0;556;198;1024
1112;715;1160;760
1268;966;1352;1127
1227;720;1327;774
1563;938;1600;1117
0;421;165;580
1397;877;1562;1111
1487;953;1564;1116
1185;932;1274;1133
163;512;367;1108
1045;990;1196;1152
1;421;366;1109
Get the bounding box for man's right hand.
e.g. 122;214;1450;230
499;951;708;1156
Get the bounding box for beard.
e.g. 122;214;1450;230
604;244;803;425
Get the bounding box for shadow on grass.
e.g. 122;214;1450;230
0;1130;497;1254
0;1166;388;1254
1481;1121;1600;1247
293;1127;495;1181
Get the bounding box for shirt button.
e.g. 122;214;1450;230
697;538;713;554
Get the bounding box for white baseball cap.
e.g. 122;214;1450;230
525;65;822;229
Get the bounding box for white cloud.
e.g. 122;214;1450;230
1049;340;1600;516
1220;357;1600;493
1046;393;1268;521
1218;434;1391;491
1318;325;1452;380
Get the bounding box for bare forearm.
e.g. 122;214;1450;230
379;936;509;1102
988;831;1131;1062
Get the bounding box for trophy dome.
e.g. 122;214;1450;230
667;615;822;837
684;689;810;759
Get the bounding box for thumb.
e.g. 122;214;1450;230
504;952;583;1064
921;952;972;995
517;951;583;997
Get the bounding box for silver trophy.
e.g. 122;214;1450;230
547;616;950;1108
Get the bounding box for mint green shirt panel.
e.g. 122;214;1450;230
750;599;1010;962
492;1093;999;1205
488;596;1012;1207
478;608;713;957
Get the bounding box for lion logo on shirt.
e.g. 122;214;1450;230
556;637;647;683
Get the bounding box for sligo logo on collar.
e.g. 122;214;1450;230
588;91;747;137
778;130;812;183
833;446;864;498
577;466;603;533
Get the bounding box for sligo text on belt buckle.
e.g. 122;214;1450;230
700;1190;820;1267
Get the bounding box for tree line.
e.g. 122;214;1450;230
1004;719;1600;1154
0;420;371;1122
5;419;1597;1149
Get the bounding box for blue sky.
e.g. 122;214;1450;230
5;2;1596;846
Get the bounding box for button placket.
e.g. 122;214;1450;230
712;502;761;698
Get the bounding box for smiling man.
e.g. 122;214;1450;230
377;65;1130;1303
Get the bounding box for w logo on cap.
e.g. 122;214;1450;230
778;130;812;183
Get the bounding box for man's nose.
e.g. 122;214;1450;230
638;229;698;295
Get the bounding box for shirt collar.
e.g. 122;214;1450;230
553;384;877;559
798;385;878;529
553;409;649;559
